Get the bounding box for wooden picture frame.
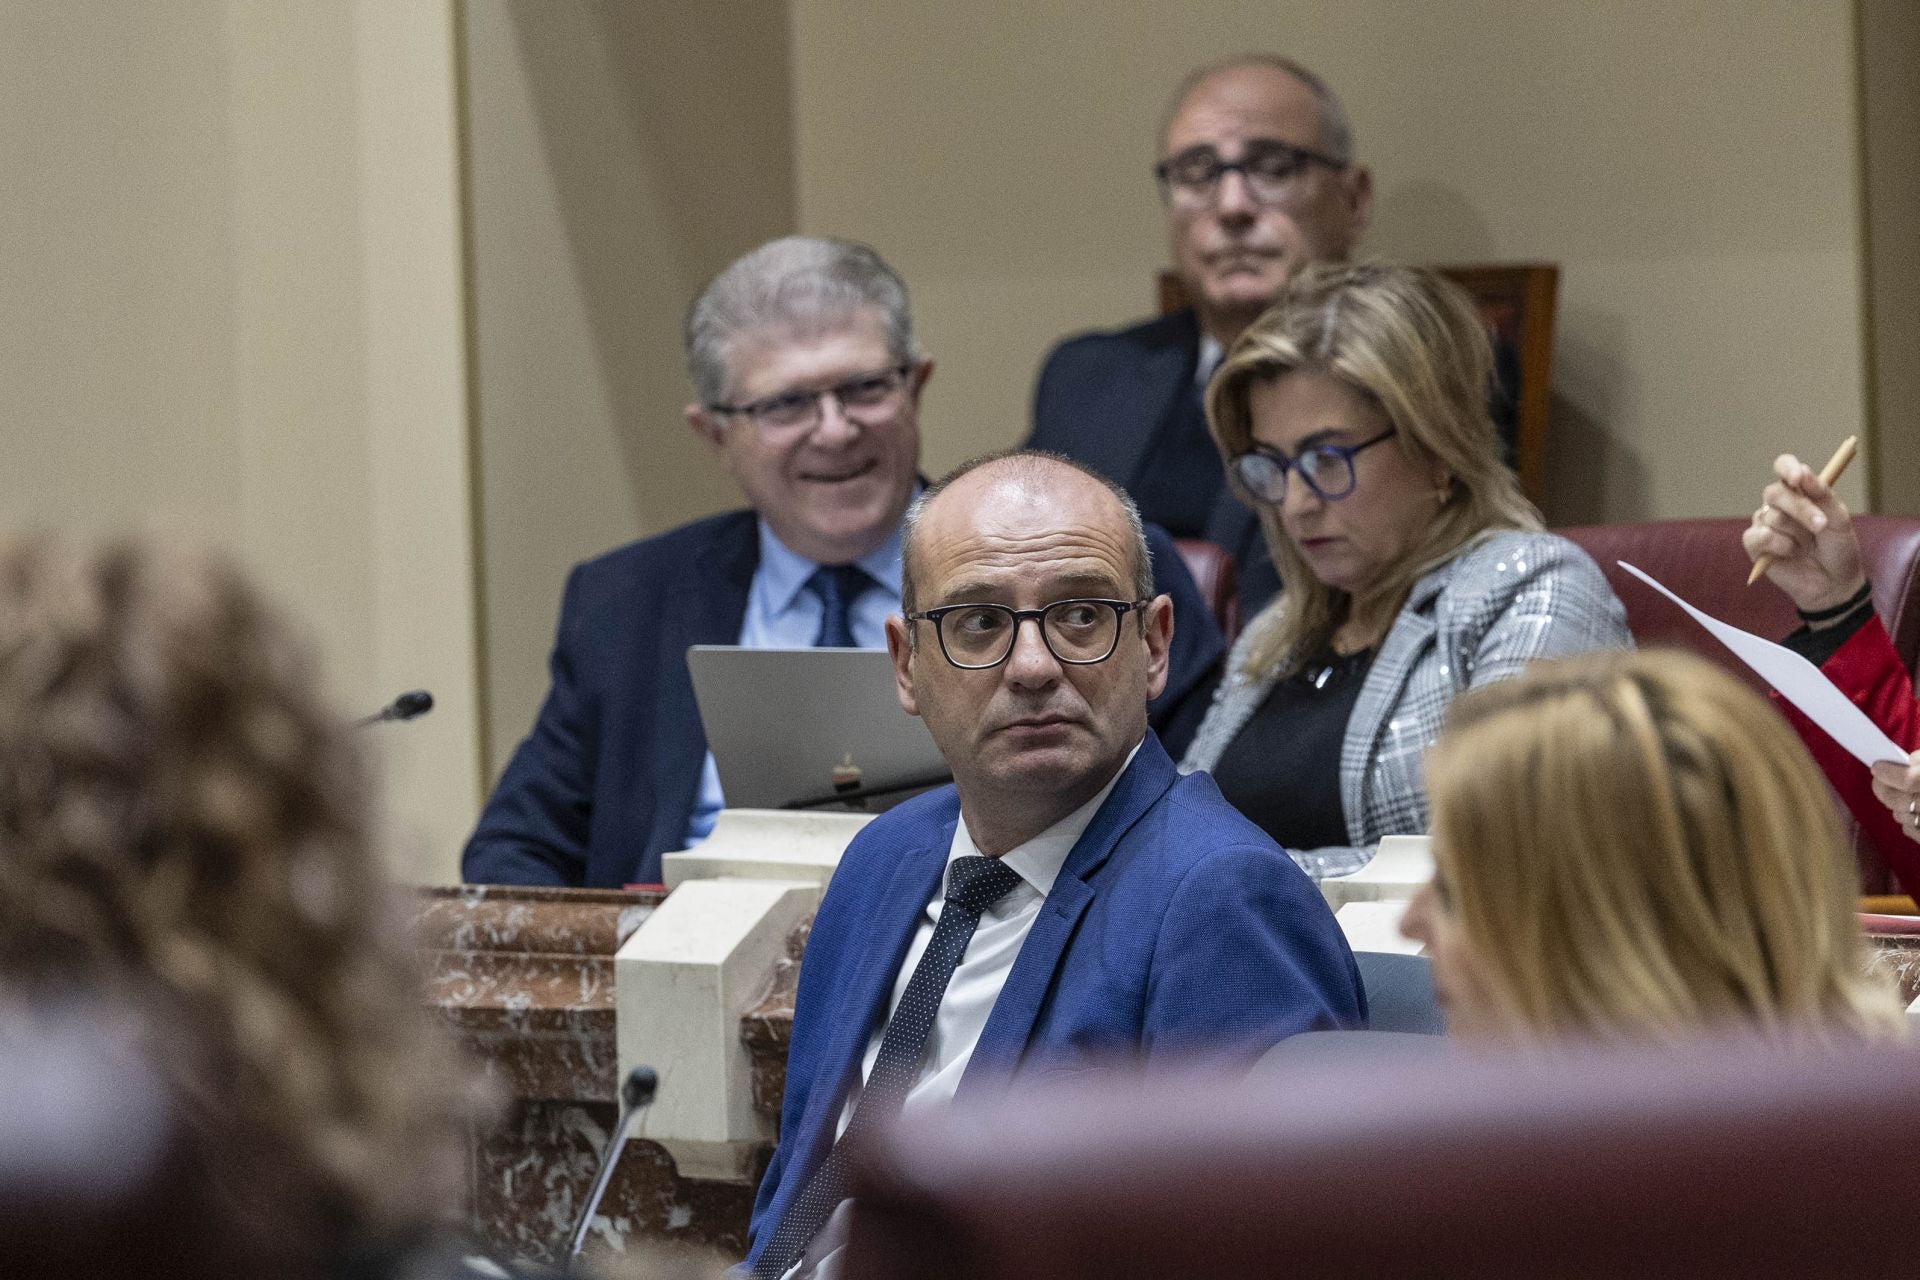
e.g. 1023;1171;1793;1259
1158;263;1560;506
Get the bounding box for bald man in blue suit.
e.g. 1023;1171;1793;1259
745;452;1361;1278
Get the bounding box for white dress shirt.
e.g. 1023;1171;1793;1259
735;518;903;652
835;741;1142;1137
1195;332;1224;389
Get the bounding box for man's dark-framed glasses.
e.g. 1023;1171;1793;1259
1155;137;1346;208
1230;428;1397;504
706;364;912;437
906;598;1151;670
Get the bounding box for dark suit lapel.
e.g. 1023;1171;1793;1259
957;736;1180;1099
1203;484;1260;559
1083;311;1202;488
803;836;950;1135
645;513;760;864
683;512;758;649
656;513;757;741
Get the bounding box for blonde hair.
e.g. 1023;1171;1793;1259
1206;262;1540;678
1425;649;1906;1045
0;537;473;1263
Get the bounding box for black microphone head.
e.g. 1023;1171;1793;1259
621;1065;657;1112
391;690;433;721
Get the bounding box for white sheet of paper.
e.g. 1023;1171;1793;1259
1617;561;1905;767
1334;901;1423;956
1320;834;1433;908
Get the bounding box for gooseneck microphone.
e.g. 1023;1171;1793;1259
566;1065;659;1266
355;689;435;728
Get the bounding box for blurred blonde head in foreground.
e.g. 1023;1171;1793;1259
0;537;473;1271
1404;648;1906;1044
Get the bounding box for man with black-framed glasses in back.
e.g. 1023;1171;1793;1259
462;237;1226;890
742;450;1361;1278
1034;55;1464;627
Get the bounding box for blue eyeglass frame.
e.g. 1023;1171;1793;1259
1230;427;1397;503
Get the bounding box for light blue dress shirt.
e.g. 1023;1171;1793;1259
684;518;906;846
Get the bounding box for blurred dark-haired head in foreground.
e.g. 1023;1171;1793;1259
0;536;478;1276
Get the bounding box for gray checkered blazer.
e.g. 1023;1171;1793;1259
1179;530;1631;880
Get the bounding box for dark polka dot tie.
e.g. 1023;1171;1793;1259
755;855;1025;1277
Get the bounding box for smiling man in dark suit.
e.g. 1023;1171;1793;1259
1027;55;1374;613
744;452;1361;1277
462;237;1226;889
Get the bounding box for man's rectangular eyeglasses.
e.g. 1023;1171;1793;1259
706;364;913;438
1230;428;1396;504
906;598;1151;669
1155;138;1346;209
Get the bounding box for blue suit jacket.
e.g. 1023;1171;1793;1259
743;733;1363;1268
461;511;1227;888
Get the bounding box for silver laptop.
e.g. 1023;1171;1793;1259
686;646;949;810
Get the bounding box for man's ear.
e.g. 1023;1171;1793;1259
1142;594;1174;702
686;403;727;453
906;357;936;405
1344;164;1374;243
885;614;920;717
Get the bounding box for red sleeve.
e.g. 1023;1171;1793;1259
1774;617;1920;898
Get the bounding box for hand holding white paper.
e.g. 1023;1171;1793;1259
1617;561;1904;768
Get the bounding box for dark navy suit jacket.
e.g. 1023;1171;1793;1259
1029;306;1520;618
1029;309;1280;614
743;732;1364;1269
461;510;1227;888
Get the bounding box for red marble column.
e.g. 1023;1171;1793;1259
417;885;786;1265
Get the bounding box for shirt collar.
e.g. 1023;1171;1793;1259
754;509;909;617
1195;334;1224;389
946;738;1145;900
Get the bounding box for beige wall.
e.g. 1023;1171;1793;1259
788;0;1871;523
1;1;480;882
1859;0;1920;515
352;0;487;883
463;1;796;775
1;2;243;540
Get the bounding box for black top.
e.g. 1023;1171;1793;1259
1781;582;1875;666
1208;648;1375;852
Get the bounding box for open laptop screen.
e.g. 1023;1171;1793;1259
686;646;948;810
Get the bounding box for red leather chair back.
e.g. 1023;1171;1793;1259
1559;515;1920;693
1171;537;1241;644
846;1039;1920;1279
1560;516;1920;894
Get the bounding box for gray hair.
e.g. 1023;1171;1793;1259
683;236;916;406
1161;53;1355;165
900;449;1155;616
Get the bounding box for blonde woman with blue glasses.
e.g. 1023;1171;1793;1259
1177;263;1629;879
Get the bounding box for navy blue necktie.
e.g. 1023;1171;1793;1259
805;564;873;648
755;855;1025;1278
